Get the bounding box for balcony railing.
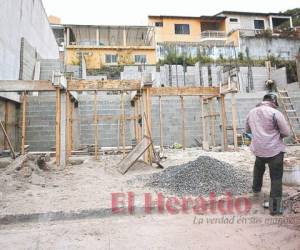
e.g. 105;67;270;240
200;31;226;39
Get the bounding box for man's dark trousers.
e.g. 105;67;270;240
252;152;284;214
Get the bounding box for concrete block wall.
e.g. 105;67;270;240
121;65;285;93
40;59;64;80
78;93;134;147
26;96;56;151
23;83;299;151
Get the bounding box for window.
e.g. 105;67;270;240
174;24;190;34
105;54;118;63
134;55;147;64
229;18;238;23
254;20;265;30
155;22;163;27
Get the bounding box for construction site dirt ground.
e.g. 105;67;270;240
0;146;300;249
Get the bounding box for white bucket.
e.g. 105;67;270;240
283;165;300;186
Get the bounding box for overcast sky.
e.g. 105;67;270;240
42;0;299;25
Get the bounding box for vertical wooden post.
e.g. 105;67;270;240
159;96;164;152
180;96;186;150
231;93;238;150
55;87;61;167
219;94;228;151
121;92;126;157
93;91;99;160
21;92;27;155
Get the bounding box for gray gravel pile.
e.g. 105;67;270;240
146;156;252;196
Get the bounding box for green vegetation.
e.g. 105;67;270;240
87;65;124;79
156;49;298;83
284;8;300;27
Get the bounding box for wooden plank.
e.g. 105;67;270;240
0;121;16;159
55;87;61;167
180;96;186;150
67;80;141;91
21;92;27;155
150;87;219;96
93;91;99;160
0;80;56;92
117;136;152;174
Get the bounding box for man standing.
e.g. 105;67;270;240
245;93;290;215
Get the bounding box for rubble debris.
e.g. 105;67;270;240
146;156;252;196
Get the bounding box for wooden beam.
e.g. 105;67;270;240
67;80;141;91
180;96;186;150
21;92;27;155
93;91;99;160
55;88;61;167
149;87;219;96
0;80;56;92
